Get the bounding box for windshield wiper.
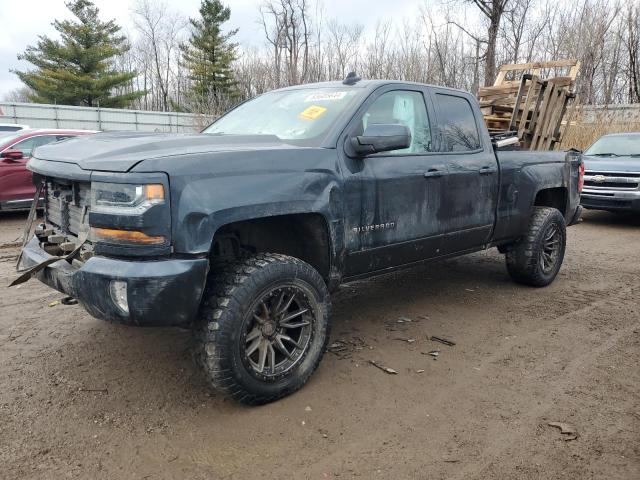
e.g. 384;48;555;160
590;153;620;157
629;154;640;157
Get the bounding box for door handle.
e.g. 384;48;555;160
424;169;444;178
479;166;497;174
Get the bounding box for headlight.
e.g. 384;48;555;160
90;182;168;247
91;182;165;215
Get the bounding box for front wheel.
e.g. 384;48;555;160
194;253;331;405
505;207;567;287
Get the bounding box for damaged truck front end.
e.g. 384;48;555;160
18;159;208;327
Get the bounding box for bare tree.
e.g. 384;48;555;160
446;0;511;85
538;0;622;104
625;3;640;102
324;19;363;80
2;87;33;103
260;0;313;87
500;0;542;64
362;20;393;79
471;0;511;85
132;0;187;111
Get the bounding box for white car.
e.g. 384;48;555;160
0;123;30;132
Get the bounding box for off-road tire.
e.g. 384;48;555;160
194;253;331;405
506;207;567;287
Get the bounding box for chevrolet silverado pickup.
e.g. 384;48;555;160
15;77;584;404
580;132;640;212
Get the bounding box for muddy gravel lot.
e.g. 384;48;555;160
0;210;639;479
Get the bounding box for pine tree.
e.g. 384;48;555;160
181;0;238;108
14;0;144;107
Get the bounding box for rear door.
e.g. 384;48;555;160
431;90;499;253
341;86;450;277
0;135;60;206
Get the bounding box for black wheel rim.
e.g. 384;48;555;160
241;284;314;379
540;223;561;274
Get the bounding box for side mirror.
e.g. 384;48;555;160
350;124;411;156
1;149;24;161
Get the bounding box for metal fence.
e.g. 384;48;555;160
560;104;640;150
0;102;203;132
578;103;640;124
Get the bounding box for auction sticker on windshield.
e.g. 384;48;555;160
298;105;327;120
304;92;347;102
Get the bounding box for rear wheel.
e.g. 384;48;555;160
506;207;567;287
194;253;331;405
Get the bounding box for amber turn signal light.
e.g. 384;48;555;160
92;227;166;245
145;184;165;201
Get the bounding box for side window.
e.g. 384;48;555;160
361;90;432;154
11;135;58;157
10;137;38;157
435;94;481;152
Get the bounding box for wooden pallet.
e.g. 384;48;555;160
493;60;580;87
478;60;579;150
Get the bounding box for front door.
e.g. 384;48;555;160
341;87;450;277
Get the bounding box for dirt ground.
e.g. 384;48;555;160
0;210;638;480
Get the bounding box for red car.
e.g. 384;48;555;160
0;129;95;210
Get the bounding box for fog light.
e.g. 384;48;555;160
109;280;129;314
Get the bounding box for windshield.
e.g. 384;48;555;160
584;134;640;157
203;87;362;146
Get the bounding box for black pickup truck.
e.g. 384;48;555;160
16;78;583;404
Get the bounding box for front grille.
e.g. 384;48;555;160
584;180;639;189
45;180;91;237
584;171;640;192
587;171;640;178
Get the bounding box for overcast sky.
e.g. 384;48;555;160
0;0;424;96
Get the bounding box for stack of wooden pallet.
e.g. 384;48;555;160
478;60;580;150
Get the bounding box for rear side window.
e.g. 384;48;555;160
435;94;481;152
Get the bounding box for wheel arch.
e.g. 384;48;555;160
533;186;569;218
209;212;334;283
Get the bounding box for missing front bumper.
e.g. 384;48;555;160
19;236;209;327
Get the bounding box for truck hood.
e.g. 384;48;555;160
582;155;640;173
32;131;300;172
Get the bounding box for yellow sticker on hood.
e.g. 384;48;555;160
298;105;327;120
